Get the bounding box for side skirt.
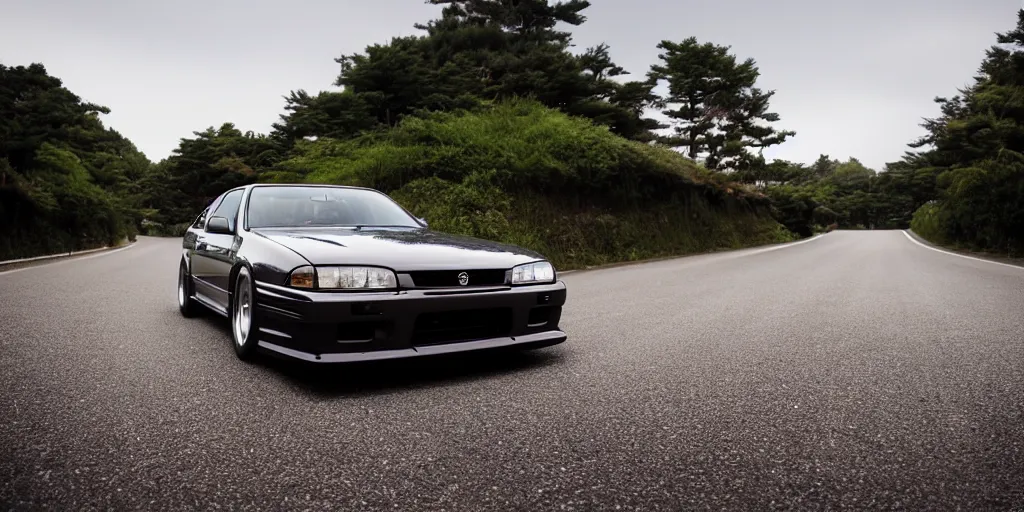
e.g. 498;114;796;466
194;293;229;318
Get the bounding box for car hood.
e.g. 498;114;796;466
253;227;547;271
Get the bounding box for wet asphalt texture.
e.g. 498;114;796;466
1;230;1023;510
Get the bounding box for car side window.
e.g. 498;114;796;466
209;189;244;230
192;209;208;229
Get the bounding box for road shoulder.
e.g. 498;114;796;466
560;232;828;275
903;229;1024;269
0;241;138;275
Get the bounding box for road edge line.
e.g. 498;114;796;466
0;245;117;266
901;230;1023;271
559;232;829;275
0;242;139;277
736;232;827;257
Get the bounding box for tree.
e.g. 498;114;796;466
270;90;380;145
0;63;147;259
828;158;875;193
329;0;659;140
141;123;285;229
648;37;794;171
419;0;590;42
575;43;665;141
902;9;1024;254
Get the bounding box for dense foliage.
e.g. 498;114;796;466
5;2;1024;264
733;155;936;237
138;124;285;235
901;11;1024;255
0;63;149;260
271;0;662;148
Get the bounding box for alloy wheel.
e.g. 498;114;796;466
178;265;187;307
233;271;252;347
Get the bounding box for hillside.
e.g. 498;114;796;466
0;63;148;261
271;100;793;269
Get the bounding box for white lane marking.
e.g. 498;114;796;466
0;245;115;266
0;242;139;277
901;230;1023;271
560;232;829;274
737;232;827;257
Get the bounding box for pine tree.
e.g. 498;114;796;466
328;0;659;140
418;0;589;43
648;37;793;171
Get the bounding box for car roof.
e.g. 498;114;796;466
246;183;378;192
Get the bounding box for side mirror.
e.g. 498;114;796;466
206;216;233;234
417;217;429;227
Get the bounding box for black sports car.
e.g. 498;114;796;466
177;184;568;362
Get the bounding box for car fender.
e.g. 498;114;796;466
227;257;254;310
181;248;192;273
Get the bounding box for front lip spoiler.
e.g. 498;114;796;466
256;330;567;363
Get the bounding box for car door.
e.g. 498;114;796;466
191;188;245;311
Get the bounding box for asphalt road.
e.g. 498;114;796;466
2;230;1023;510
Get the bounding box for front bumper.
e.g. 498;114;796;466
252;280;567;363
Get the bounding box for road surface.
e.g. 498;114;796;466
2;230;1022;510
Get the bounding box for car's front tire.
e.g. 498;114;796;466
178;259;201;318
231;266;261;361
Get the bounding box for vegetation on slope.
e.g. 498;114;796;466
0;63;149;261
274;100;791;268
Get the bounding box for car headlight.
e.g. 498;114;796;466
511;261;555;285
288;265;397;290
289;266;316;288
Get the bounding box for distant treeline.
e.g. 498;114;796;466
2;1;1021;263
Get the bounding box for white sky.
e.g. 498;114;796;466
3;0;1021;171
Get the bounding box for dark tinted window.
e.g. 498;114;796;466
246;186;419;229
210;189;244;229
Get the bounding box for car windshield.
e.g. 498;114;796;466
246;186;421;229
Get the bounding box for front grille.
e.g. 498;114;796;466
407;269;508;288
411;308;512;346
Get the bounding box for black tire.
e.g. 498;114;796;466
230;265;261;361
178;259;201;318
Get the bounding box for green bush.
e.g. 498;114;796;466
911;156;1024;256
391;171;520;244
910;202;947;246
281;99;766;211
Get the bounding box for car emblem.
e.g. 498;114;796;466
458;272;469;286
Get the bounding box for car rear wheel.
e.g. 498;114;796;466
231;266;260;361
178;260;200;318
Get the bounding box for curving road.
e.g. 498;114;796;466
2;230;1023;510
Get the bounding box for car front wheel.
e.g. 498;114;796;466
231;266;261;360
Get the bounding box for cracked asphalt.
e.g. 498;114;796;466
2;230;1023;510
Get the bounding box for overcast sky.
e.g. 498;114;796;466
3;0;1020;171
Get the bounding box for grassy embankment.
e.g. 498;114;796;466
268;100;793;270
